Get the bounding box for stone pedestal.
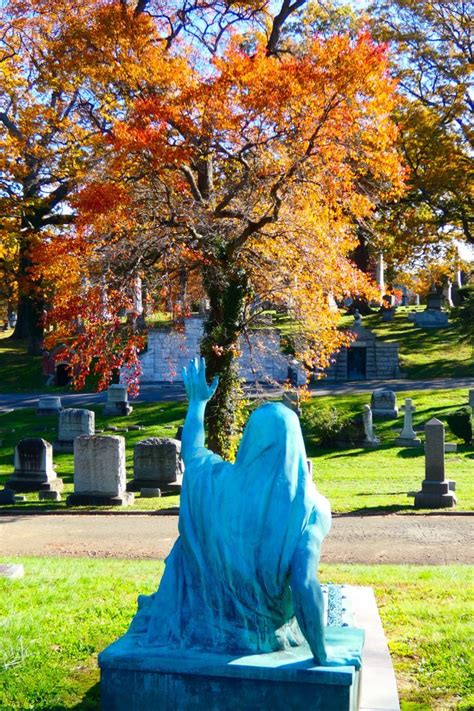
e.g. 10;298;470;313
415;418;456;509
67;435;134;507
99;586;400;711
6;438;63;492
128;438;183;493
54;408;95;453
104;384;133;416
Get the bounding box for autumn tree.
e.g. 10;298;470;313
368;0;473;274
37;0;404;454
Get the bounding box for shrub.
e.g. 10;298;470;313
302;405;359;447
446;406;473;445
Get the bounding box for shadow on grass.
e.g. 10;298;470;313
336;504;414;516
43;682;100;710
397;448;424;458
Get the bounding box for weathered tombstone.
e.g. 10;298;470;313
395;398;421;447
370;389;398;419
141;487;161;498
104;384;133;416
282;390;301;417
414;419;456;508
128;438;183;493
37;396;62;416
469;390;474;410
6;438;63;492
67;435;134;506
288;360;306;387
55;408;95;453
39;490;61;501
362;405;379;446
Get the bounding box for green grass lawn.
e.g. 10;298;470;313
0;558;472;709
0;389;472;513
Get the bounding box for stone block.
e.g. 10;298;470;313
7;438;64;492
37;396;62;415
128;438;183;492
39;490;61;501
67;435;134;507
370;389;398;419
141;487;161;498
0;488;16;504
55;409;95;452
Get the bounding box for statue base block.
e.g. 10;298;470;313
99;630;363;711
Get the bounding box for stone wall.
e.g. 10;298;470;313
137;317;289;383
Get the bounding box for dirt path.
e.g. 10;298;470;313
1;513;472;564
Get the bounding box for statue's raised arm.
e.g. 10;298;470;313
180;356;219;465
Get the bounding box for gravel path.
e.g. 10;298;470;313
1;513;472;564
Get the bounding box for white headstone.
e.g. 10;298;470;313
395;398;421;446
56;409;95;452
362;405;379;446
104;384;133;416
74;435;126;496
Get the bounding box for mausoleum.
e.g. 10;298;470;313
324;313;400;381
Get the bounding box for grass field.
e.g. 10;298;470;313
0;388;473;514
0;558;472;710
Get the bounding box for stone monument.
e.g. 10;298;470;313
370;389;398;418
6;438;63;492
469;390;474;410
66;435;134;507
414;419;456;508
413;288;449;328
54;408;95;453
127;438;183;493
395;399;421;447
362;405;379;446
104;384;133;416
100;358;378;710
37;396;62;416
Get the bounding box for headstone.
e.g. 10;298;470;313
414;418;456;508
395;398;421;446
370;389;398;419
39;490;61;501
37;396;62;416
0;564;24;579
128;438;183;493
67;435;134;506
141;487;161;498
444;443;457;453
282;390;301;417
469;390;474;410
104;384;133;416
55;408;95;453
414;294;420;306
0;488;16;504
362;405;379;446
6;438;63;492
414;289;449;328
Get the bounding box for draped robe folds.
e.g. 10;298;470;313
127;403;331;655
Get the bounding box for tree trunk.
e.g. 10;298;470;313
10;236;44;354
201;266;248;457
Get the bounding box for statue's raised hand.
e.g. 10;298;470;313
182;357;219;404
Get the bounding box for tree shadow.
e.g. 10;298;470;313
396;448;424;458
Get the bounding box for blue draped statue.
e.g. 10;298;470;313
127;357;361;669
